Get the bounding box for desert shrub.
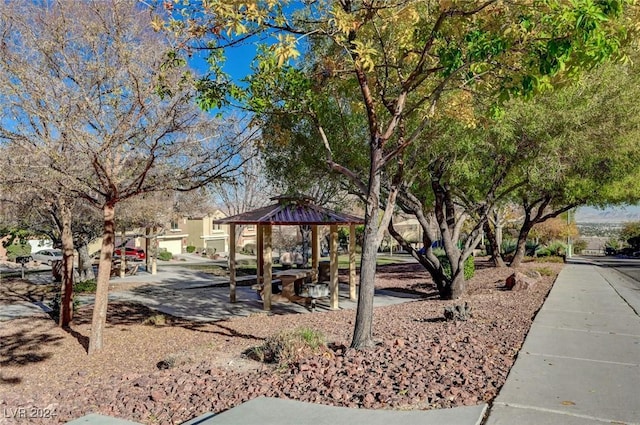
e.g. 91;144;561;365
74;279;97;293
247;327;327;364
156;351;193;370
533;255;564;263
535;248;551;257
436;252;475;280
158;251;173;261
500;239;517;255
6;243;31;261
143;314;167;326
535;266;554;276
572;239;588;254
525;241;540;256
186;245;196;253
547;241;566;256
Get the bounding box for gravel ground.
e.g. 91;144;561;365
0;259;562;424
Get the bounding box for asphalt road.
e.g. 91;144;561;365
584;255;640;282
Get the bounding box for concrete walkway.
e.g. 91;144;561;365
485;260;640;424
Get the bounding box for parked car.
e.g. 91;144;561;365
114;247;146;261
32;249;63;265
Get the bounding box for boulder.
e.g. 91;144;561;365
505;272;536;291
523;269;542;279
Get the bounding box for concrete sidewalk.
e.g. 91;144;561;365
485;260;640;424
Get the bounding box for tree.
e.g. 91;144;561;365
502;57;640;266
620;221;640;245
0;0;245;353
211;125;273;248
161;0;637;348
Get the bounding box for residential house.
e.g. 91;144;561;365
184;210;229;254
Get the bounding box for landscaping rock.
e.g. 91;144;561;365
505;272;536;291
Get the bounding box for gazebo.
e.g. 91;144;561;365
214;195;364;310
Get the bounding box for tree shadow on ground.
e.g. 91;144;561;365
183;321;265;342
0;328;63;368
72;302;191;327
63;326;89;352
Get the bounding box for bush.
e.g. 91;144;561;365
535;266;555;276
500;239;517;255
246;327;327;365
6;243;31;261
74;279;97;293
186;245;196;253
573;239;588;254
143;314;167;326
158;251;173;261
435;251;475;280
533;255;565;263
535;248;551;257
547;241;566;256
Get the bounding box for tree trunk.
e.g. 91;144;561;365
449;268;466;299
351;161;382;350
76;243;95;281
484;221;505;267
59;200;74;327
89;203;115;354
510;221;533;268
351;212;379;349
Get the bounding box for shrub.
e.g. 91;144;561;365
246;327;327;365
500;239;517;255
572;239;588;254
143;314;167;326
536;266;554;276
74;279;97;293
6;243;31;261
535;248;551;257
436;252;475;280
158;251;173;261
547;241;566;256
533;255;565;263
186;245;196;253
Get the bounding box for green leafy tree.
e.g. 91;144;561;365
161;0;637;348
620;221;640;245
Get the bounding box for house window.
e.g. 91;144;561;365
170;220;180;231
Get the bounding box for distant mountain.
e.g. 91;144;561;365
575;206;640;224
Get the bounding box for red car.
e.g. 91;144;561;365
114;247;146;261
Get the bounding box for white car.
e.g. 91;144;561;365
32;249;63;265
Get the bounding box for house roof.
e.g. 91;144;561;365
214;195;364;226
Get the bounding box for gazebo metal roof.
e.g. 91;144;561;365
214;195;364;226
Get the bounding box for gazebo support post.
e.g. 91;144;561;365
229;224;236;303
262;225;272;311
349;224;357;300
330;224;339;309
257;224;264;285
311;225;319;281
